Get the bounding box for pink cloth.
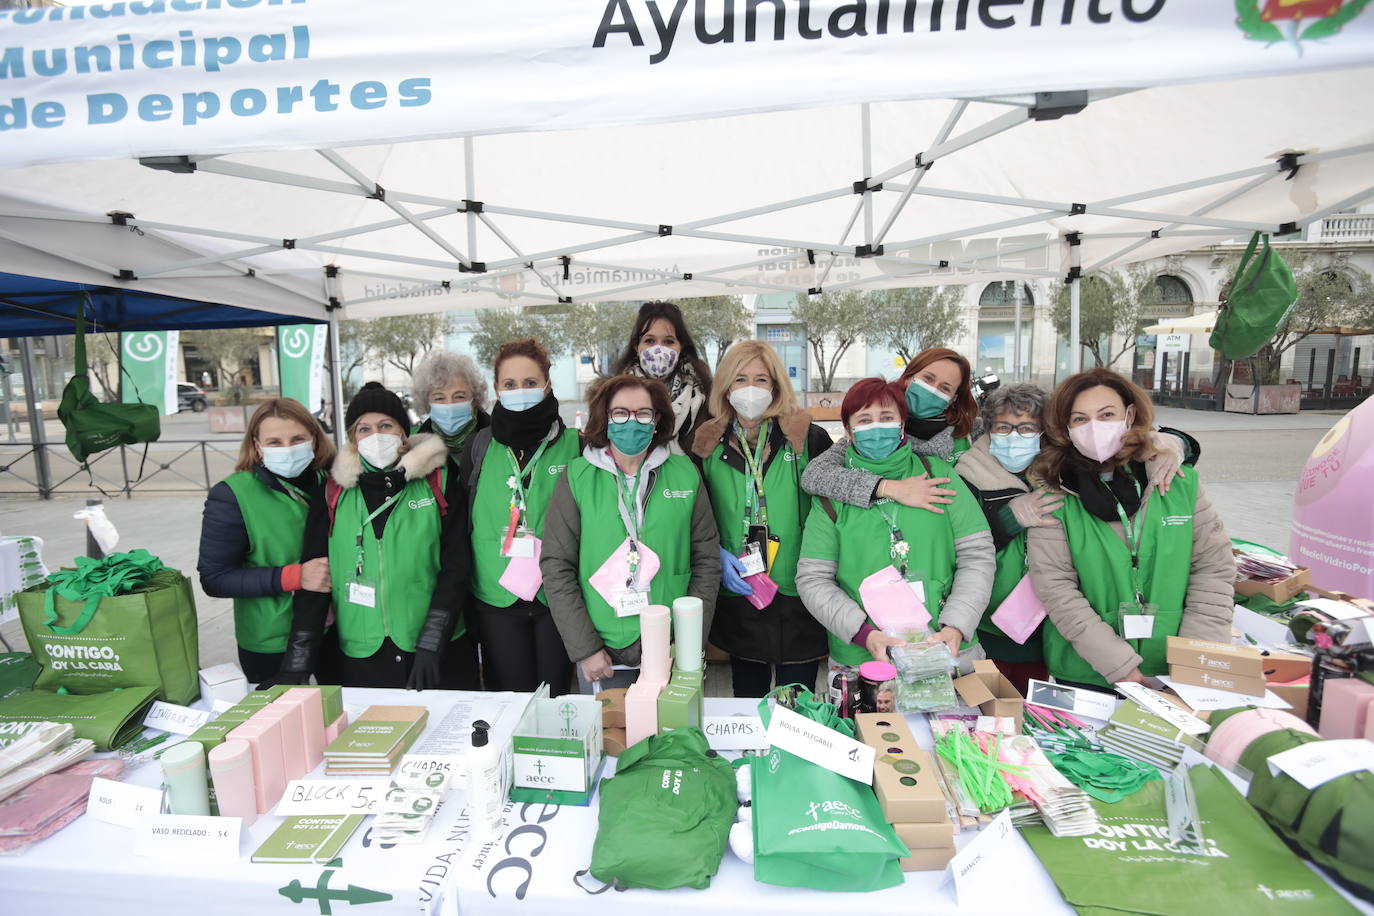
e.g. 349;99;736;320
743;571;779;610
857;565;931;634
990;575;1048;645
498;536;544;601
1205;708;1316;772
588;538;660;610
0;758;124;852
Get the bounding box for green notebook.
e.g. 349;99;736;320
252;815;365;864
323;706;428;759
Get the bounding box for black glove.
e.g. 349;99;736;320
406;607;459;691
263;626;321;689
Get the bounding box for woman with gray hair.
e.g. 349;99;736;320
412;350;490;463
956;382;1198;693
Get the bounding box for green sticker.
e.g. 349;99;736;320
894;759;921;775
881;731;901;742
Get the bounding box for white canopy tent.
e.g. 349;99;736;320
2;1;1374;435
1142;311;1221;336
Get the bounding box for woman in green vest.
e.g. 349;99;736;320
276;382;478;689
802;347;977;516
690;340;833;697
198;398;334;683
1027;369;1234;691
541;375;721;688
412;350;490;465
461;338;580;692
796;378;995;672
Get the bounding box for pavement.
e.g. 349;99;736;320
0;404;1348;692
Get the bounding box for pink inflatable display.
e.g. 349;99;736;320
1291;398;1374;598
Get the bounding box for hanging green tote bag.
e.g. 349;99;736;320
18;550;200;704
750;686;908;892
58;296;160;465
1210;232;1300;361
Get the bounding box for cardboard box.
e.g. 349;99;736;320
952;660;1025;731
1165;637;1264;678
899;844;956;872
894;820;956;850
597;688;627;729
854;712;919;749
199;663;249;705
1168;663;1267;697
1233;560;1310;604
511;688;604;805
1260;650;1314;684
657;666;704;733
1268;681;1309;714
602;727;628;756
855;719;946;823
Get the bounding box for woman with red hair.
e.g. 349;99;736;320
795;378;994;671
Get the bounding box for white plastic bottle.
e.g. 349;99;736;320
466;719;506;839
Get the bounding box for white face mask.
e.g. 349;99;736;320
357;433;401;469
728;385;773;421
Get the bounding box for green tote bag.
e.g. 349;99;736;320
18;550;200;704
1210;231;1300;361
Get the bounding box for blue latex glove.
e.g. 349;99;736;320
719;546;754;596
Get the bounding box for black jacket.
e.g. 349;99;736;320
198;464;326;600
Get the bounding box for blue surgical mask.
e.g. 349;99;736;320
906;377;952;420
260;441;314;479
851;422;903;461
989;432;1041;473
607;419;655;457
429;401;473;435
498;388;546;412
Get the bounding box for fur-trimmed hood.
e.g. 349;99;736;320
332;432;448;489
691;408;813;458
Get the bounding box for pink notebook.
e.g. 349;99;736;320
744;571;779;610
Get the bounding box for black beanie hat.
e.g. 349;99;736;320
345;382;409;433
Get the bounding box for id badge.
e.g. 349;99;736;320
739;542;766;578
1118;601;1157;640
905;578;926;607
502;530;537;559
348;579;377;609
614;588;650;618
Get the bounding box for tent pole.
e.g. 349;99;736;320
464;138;478;264
1069;236;1082;376
1013;282;1023;380
17;336;52;499
861;104;874;249
327;307;346;448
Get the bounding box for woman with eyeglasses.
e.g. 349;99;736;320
541;375;721;688
412;350;490;465
691;340;833;697
273;382;477;689
610;301;713;454
1027;369;1232;692
795;378;994;673
459;338;580;692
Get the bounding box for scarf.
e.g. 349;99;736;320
904;416;956;462
491;393;563;454
1066;461;1149;524
436;415;479;458
626;359;706;452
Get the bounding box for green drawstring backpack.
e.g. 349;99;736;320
58;296;161;468
1209;231;1299;361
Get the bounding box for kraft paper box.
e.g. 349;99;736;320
1260;650;1313;684
597;688;627;729
1232;555;1310;604
1269;681;1309;714
899;844;956;872
511;687;603;806
1165;637;1264;678
952;660;1025;731
1168;663;1267;697
602;727;628;757
854;712;919;748
894;820;956;850
657;665;704;733
854;714;945;823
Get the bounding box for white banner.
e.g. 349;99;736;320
2;1;1372;168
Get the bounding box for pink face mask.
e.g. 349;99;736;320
1069;419;1128;463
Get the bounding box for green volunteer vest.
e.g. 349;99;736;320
565;454;699;651
952;436;971;460
470;428;580;607
326;467;462;658
701;424;811;596
820;446;968;667
223;469;320;654
1043;467;1199;686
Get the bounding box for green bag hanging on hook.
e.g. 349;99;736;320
1210;231;1299;361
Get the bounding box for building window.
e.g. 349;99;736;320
1155;275;1192;304
977;282;1034;307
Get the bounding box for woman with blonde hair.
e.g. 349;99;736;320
274;382;477;689
1027;369;1233;690
198;397;334;682
691;340;833;696
412;350;490;464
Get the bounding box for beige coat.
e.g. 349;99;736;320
1026;479;1235;684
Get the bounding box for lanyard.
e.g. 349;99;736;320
279;479;310;507
1109;476;1146;607
875;502;911;577
613;465;645;588
354;489;405;577
736;420;770;531
505;437;552;524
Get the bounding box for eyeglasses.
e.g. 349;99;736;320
991;422;1042;437
608;407;659;424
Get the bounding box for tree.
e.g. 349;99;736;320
564;301;639;376
353;312;453;378
182;327;265;390
86;332;121;402
330;320;370;402
470;306;564;368
1230;255;1374;385
677;295;750;366
868;285;965;363
793;289;876;391
1052;266;1161;368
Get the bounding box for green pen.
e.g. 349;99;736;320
131;732;171;755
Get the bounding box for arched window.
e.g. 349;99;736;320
1155;275;1192;304
978;282;1035;307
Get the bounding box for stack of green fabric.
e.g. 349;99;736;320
1046;748;1161;803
